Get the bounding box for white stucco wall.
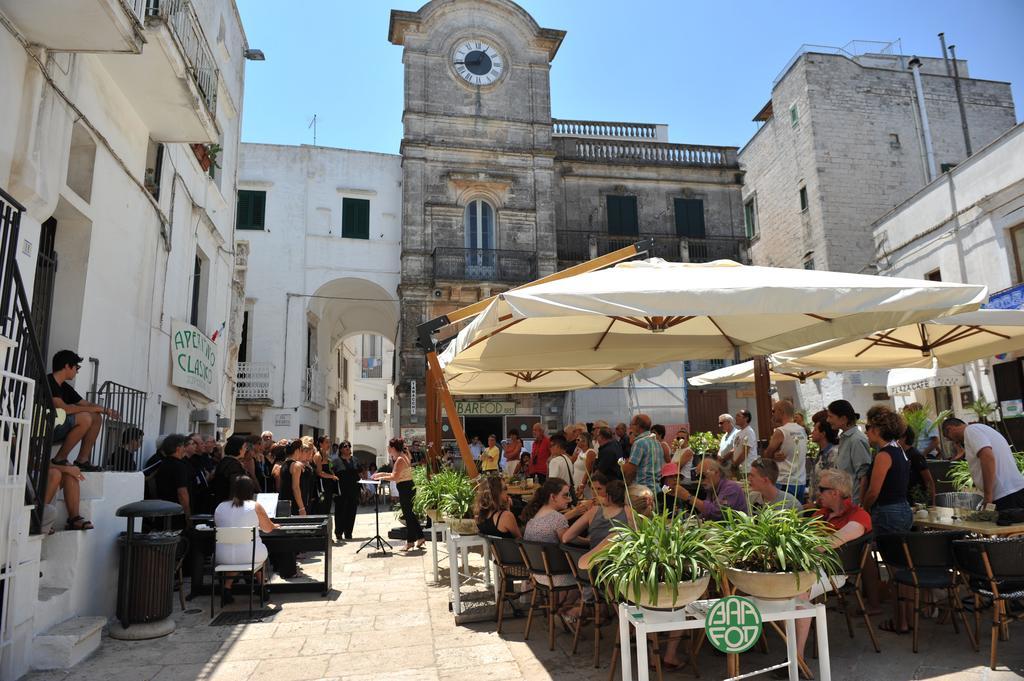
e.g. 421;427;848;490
234;143;402;439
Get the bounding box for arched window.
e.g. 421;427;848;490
464;200;495;252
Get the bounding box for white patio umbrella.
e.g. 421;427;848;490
686;359;824;386
772;309;1024;371
438;259;985;438
441;365;640;395
442;260;987;375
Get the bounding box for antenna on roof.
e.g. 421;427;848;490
308;114;317;146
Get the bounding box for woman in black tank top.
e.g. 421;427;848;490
862;407;912;535
475;477;521;539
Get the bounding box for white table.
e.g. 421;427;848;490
618;597;831;681
446;531;495;615
426;521;448;584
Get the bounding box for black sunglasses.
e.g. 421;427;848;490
818;486;835;493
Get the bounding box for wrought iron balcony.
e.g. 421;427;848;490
236;361;273;401
145;0;218;117
432;247;537;284
556;232;748;267
361;357;384;379
303;367;326;407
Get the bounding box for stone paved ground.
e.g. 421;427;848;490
25;509;1024;681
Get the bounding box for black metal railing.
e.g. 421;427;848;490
86;382;148;471
556;231;748;266
432;247;537;284
1;187;54;535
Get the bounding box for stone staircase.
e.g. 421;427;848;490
25;471;143;674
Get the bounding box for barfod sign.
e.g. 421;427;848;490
171;320;218;401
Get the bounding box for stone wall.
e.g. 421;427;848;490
742;51;1016;273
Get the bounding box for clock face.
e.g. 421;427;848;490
452;40;504;86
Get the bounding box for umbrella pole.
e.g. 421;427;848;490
424;366;441;476
753;355;774;444
426;350;478;478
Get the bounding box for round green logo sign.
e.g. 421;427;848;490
705;596;762;653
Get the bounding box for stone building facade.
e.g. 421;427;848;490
388;0;747;438
740;47;1016;274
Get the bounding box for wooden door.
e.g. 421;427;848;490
686;389;728;434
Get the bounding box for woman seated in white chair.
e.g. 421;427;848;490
214;475;279;605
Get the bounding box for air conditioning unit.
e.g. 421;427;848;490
190;409;210;422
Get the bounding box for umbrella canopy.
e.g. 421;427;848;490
773;309;1024;371
441;259;987;375
442;366;639;395
687;359;824;386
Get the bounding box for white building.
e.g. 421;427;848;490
233;143;401;452
873;122;1024;442
339;334;395;466
0;1;248;677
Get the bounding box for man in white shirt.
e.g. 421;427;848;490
731;409;758;476
942;418;1024;510
717;414;737;467
763;400;809;502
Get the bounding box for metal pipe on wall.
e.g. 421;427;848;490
938;33;952;77
908;57;938;182
947;44;973;157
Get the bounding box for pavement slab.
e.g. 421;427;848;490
22;507;1024;681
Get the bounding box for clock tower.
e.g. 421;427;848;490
388;0;565;429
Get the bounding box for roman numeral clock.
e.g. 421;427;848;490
452;40;504;86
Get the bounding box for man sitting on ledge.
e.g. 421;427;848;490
48;350;119;472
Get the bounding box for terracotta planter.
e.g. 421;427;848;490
445;516;478;535
190;143;212;171
725;567;818;600
630;574;711;611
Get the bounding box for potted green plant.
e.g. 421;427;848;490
411;466;441;522
947;452;1024;491
716;506;840;600
589;510;717;610
437;471;477;534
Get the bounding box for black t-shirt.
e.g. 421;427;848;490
618;435;632;459
155;456;190;505
212;456;247;506
871;443;911;507
47;374;82;405
596;440;624;480
906;446;929;496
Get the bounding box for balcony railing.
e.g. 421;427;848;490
552;119;666;141
86;382;148;471
236;361;272;401
556;232;748;266
145;0;218;117
361;357;384;379
555;138;738;168
303;367;325;407
432;247;537;284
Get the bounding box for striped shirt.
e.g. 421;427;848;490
630;432;661;494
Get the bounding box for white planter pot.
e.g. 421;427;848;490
445;516;478;535
631;574;711;611
725;567;818;600
425;508;441;523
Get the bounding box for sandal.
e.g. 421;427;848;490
66;516;94;531
50;458;69;467
878;618;909;635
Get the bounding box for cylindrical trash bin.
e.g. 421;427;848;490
109;500;183;640
116;531;179;624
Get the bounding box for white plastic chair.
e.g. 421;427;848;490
211;526;266;621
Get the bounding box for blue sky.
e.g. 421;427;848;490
237;0;1024;154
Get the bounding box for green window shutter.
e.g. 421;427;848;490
342;198;370;239
236;190;266;230
674;198;706;238
607;195;638;236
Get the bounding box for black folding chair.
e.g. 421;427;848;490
518;539;577;650
485;535;532;634
825;532;881;652
877;530;975;653
562;543;614;667
953;536;1024;670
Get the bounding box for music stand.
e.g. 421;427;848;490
357;479;390;554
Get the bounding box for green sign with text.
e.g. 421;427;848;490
705;596;762;653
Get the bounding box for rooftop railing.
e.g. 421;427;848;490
556;138;738;167
553;119;666;141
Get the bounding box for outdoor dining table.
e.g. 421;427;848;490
912;516;1024;537
618;597;831;681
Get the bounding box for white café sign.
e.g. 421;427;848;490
455;401;516;416
170;320;218;401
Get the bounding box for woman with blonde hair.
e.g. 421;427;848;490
475;476;520;539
